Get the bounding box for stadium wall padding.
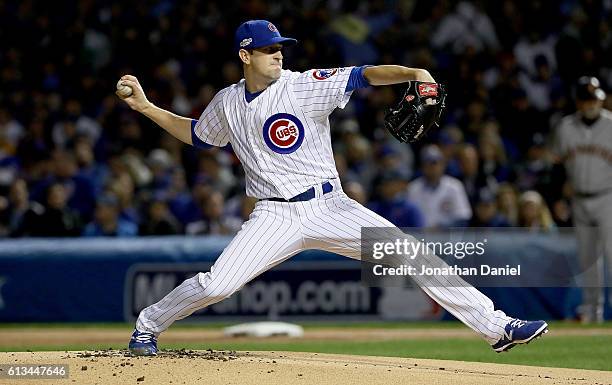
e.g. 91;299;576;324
0;235;608;322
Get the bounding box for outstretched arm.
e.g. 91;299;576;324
116;75;193;145
363;65;435;86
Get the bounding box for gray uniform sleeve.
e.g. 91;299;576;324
550;117;569;159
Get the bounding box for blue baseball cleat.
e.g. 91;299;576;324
128;329;158;356
492;319;548;353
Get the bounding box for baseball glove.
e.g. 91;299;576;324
384;81;447;143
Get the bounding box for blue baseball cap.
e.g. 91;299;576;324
234;20;297;52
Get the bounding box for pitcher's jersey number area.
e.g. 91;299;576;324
262;113;305;154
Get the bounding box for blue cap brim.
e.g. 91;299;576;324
250;36;298;49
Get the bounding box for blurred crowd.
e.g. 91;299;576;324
1;0;611;237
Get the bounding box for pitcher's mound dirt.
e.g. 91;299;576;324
1;350;611;385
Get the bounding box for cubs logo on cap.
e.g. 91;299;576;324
262;113;304;154
234;20;298;52
312;69;337;80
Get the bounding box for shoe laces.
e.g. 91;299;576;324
509;319;526;328
133;331;156;344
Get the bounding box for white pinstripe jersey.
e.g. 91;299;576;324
193;67;354;199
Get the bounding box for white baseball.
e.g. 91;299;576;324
116;79;133;97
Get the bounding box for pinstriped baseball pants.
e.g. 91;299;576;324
136;190;509;344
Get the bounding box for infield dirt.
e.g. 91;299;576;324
1;327;612;384
1;350;612;385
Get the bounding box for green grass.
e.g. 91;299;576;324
198;336;612;371
2;336;611;371
1;322;611;371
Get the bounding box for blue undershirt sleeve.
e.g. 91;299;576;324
190;119;213;149
345;65;372;92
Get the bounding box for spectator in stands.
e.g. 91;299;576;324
368;169;424;228
510;86;553;152
407;145;472;228
518;190;556;232
3;178;44;237
470;187;510;227
477;127;513;186
140;195;181;236
185;177;213;223
517;54;561;112
147;148;175;193
223;193;257;226
431;1;500;55
105;171;140;226
328;2;388;64
33;182;82;237
157;133;187;180
52;99;102;149
343;180;368;206
515;132;554;192
550;197;572;227
74;135;108;195
496;183;520;226
83;194;138;237
346;132;377;188
194;153;237;197
335;122;377;190
377;144;415;180
459;99;489;141
0;107;24;158
0;155;19;195
456;143;485;205
115;119;148;154
165;168;196;226
16;117;53;178
31;149;96;222
121;149;153;189
437;125;464;178
186;191;241;235
514;30;557;80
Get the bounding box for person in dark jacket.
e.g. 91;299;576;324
34;182;83;236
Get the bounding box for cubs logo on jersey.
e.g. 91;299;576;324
262;113;305;154
312;68;338;80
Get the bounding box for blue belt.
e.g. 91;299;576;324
265;181;333;202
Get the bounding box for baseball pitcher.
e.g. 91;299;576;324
117;20;548;356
